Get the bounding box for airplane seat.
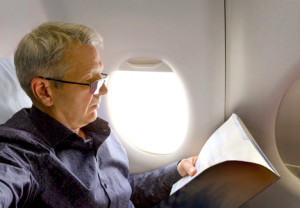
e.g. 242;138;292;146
0;57;32;125
0;0;46;123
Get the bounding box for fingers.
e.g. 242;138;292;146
188;166;197;176
177;156;198;177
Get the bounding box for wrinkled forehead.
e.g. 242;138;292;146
64;45;102;79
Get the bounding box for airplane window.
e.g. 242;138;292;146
108;58;188;155
276;76;300;179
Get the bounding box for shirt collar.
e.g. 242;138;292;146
29;105;110;148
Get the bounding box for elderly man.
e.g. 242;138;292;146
0;22;197;208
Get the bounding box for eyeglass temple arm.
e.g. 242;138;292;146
40;77;90;86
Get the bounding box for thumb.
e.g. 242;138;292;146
177;159;197;177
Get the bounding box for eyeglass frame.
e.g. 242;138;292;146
37;73;109;94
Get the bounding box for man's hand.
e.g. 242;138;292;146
177;156;198;177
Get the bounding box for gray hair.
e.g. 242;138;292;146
14;21;103;99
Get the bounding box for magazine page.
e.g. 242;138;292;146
170;114;278;195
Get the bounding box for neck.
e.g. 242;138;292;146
77;129;87;140
33;104;87;140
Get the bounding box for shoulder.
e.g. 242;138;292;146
0;123;51;154
107;128;125;149
0;124;51;178
0;125;39;145
0;107;48;147
3;107;32;129
0;110;53;166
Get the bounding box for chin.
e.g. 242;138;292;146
89;110;98;122
83;108;98;125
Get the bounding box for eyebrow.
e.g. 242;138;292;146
82;68;103;81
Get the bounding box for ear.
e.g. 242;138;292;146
30;78;54;107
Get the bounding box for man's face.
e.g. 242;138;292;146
51;45;107;130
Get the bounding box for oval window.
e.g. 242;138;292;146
108;57;188;155
276;75;300;178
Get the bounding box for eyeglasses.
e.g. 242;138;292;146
39;73;109;94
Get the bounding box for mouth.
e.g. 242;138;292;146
90;100;101;108
92;103;100;107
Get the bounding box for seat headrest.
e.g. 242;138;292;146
0;57;32;124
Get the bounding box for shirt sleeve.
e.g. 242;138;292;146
128;161;182;208
0;147;39;208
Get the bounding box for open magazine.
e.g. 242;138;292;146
159;114;280;208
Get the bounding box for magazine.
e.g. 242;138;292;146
159;114;280;208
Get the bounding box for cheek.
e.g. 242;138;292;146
64;93;92;114
81;94;94;111
57;88;94;117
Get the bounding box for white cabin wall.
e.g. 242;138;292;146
226;0;300;207
38;0;225;173
0;1;48;57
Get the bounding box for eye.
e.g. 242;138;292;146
85;78;92;83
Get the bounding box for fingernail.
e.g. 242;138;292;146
189;167;196;174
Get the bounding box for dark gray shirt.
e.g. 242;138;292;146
0;106;181;208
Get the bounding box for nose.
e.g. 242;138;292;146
95;83;108;96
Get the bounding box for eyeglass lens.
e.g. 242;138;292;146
89;79;106;94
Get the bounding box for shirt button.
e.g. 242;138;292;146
104;183;108;188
